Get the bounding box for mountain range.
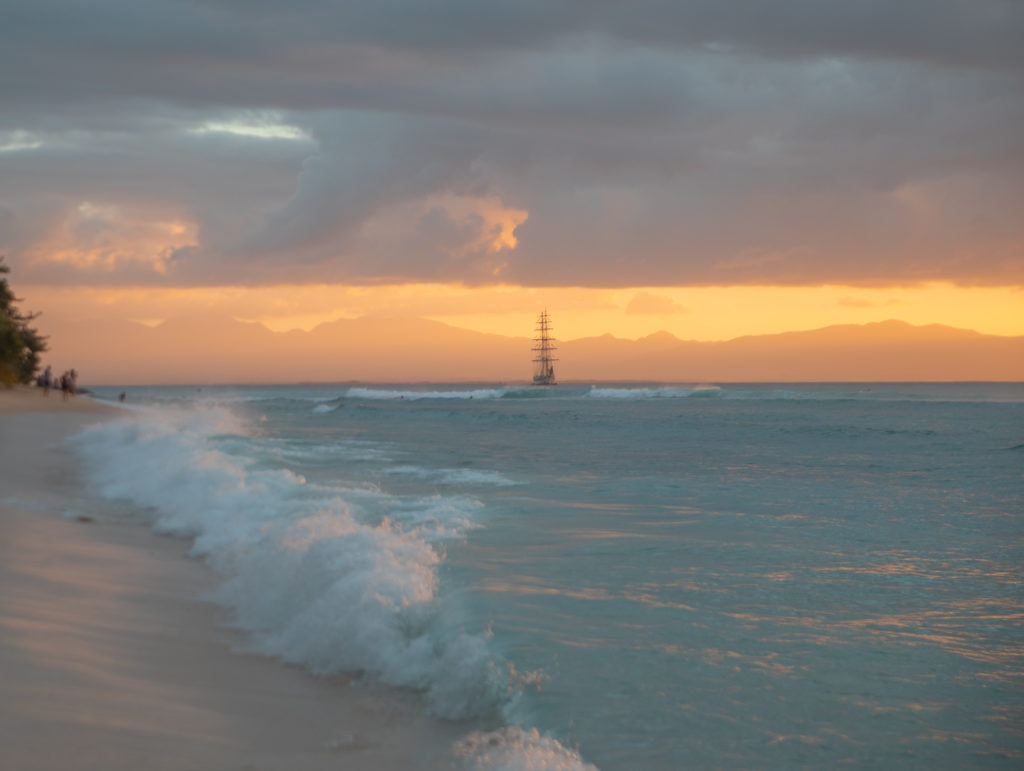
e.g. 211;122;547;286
41;316;1024;384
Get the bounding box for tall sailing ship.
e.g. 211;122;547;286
532;310;558;385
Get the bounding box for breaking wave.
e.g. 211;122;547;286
344;387;512;400
69;406;523;721
454;727;599;771
586;385;721;399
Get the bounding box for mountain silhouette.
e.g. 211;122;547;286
41;316;1024;384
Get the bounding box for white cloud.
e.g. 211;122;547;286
0;131;43;153
189;116;311;142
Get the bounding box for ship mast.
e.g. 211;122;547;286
532;310;558;385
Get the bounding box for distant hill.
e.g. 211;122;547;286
40;316;1024;384
564;320;1024;382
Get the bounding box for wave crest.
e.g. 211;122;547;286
345;387;510;400
587;385;720;399
71;406;509;720
453;727;599;771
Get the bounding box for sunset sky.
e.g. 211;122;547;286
2;1;1022;354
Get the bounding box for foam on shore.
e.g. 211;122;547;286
0;399;463;770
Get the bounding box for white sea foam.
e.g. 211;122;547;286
454;727;599;771
382;464;519;487
70;402;597;768
262;436;392;464
586;385;720;399
345;387;510;400
70;406;511;720
384;494;484;540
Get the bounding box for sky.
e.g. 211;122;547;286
2;0;1022;349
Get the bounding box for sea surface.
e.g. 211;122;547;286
74;382;1023;769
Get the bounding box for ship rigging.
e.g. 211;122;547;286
532;310;558;386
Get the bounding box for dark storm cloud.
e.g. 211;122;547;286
0;0;1021;287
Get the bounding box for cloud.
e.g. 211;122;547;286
0;1;1021;288
625;292;688;315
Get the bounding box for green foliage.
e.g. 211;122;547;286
0;258;47;385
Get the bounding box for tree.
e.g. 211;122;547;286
0;257;47;386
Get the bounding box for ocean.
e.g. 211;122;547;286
72;382;1023;769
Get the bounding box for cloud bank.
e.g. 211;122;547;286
1;0;1021;288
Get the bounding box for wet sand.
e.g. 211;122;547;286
0;387;462;770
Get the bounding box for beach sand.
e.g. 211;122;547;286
0;387;463;770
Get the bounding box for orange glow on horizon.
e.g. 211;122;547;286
17;280;1022;384
19;281;1022;343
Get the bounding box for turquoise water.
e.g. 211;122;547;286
77;383;1024;769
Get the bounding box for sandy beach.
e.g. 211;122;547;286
0;387;463;770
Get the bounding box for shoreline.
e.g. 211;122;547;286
0;384;117;415
0;388;465;770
